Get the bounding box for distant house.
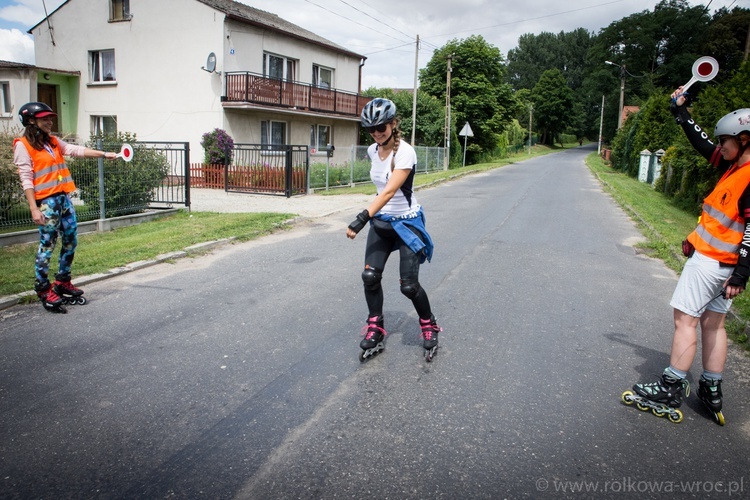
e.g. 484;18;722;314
21;0;370;162
622;105;639;125
0;60;79;134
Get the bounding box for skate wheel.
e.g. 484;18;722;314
424;346;437;362
652;407;666;418
621;390;635;405
715;411;725;426
76;296;87;305
358;350;367;362
668;409;683;424
636;401;650;412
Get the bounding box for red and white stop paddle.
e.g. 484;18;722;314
681;56;719;93
115;143;134;162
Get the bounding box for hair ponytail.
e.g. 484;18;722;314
390;120;401;172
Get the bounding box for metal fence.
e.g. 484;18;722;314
309;145;446;191
0;140;189;233
225;144;309;197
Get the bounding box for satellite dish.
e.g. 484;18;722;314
201;52;220;74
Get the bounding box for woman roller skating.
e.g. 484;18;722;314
346;98;442;362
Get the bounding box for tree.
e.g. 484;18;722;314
506;28;593;92
420;35;518;164
531;69;574;146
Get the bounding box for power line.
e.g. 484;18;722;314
302;0;413;44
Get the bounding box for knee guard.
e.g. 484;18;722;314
400;279;422;299
361;266;382;291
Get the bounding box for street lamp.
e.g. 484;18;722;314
605;60;625;129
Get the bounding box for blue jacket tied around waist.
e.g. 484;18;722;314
373;207;434;263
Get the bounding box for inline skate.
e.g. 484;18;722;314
53;274;87;305
359;315;386;362
419;316;441;362
34;280;66;313
622;372;689;423
697;377;725;426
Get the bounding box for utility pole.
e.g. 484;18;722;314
598;95;605;155
528;104;533;154
443;54;452;170
605;60;626;129
411;35;419;145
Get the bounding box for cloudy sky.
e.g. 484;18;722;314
0;0;741;88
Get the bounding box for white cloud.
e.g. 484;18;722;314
0;28;34;64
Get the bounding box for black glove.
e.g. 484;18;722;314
348;209;370;234
669;98;691;124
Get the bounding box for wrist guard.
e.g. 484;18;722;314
348;209;370;234
670;100;691;125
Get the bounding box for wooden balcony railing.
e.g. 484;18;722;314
223;72;372;118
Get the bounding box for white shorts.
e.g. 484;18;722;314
670;251;733;317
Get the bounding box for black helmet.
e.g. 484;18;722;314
19;102;57;126
361;98;396;128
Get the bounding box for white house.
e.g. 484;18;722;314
25;0;370;162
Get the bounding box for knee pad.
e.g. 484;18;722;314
400;280;421;299
361;267;382;290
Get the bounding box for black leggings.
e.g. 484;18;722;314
362;219;432;320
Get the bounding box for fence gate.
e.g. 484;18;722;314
226;144;309;197
141;141;191;209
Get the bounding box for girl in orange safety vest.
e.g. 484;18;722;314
13;102;117;313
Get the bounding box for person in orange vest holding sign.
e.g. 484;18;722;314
623;89;750;426
13;102;117;313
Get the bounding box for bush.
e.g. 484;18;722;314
201;128;234;165
0;127;24;221
68;132;170;218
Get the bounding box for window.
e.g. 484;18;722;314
92;116;117;136
90;49;116;83
263;53;296;81
110;0;131;21
0;82;10;115
310;124;331;151
312;65;333;89
261;120;287;149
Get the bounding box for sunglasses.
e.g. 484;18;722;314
366;123;390;134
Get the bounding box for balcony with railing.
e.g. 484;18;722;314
223;72;372;118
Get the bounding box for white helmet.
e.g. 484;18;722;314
714;109;750;138
361;98;396;128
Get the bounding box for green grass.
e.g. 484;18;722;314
586;153;750;353
1;211;294;298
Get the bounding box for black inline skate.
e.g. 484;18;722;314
419;316;441;362
53;273;87;305
697;377;725;426
359;315;386;362
34;280;66;313
622;372;690;423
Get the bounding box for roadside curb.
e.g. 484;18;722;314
0;238;236;312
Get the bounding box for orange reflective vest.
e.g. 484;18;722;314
14;136;76;201
688;160;750;265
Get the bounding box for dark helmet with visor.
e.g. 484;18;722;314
19;102;57;127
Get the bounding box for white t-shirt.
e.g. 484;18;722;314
367;139;419;216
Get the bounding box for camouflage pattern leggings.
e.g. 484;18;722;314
35;193;78;284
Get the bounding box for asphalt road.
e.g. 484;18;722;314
2;144;749;499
